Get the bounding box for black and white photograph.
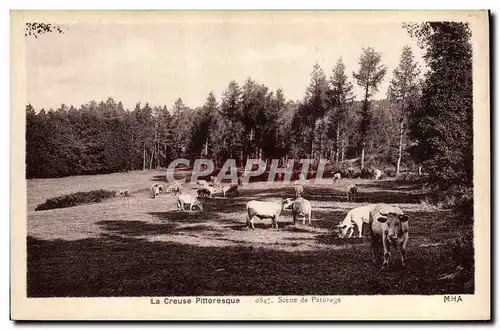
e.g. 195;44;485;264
10;10;490;320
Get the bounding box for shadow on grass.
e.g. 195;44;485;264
27;230;474;297
150;175;167;183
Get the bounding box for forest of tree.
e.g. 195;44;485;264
25;22;473;200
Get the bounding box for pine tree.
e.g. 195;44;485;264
353;47;387;169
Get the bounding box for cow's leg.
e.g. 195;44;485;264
273;216;279;229
400;234;409;267
348;227;354;238
371;237;379;264
382;238;390;269
293;212;297;225
251;215;257;230
357;222;363;238
308;212;312;226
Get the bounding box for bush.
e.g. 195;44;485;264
35;189;117;211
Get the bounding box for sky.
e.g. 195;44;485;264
25;13;426;111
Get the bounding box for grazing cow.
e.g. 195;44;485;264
221;184;239;197
337;204;377;238
333;172;341;181
294;184;304;198
346;183;357;202
373;169;383;180
196;179;208;187
197;185;216;198
151;183;164;193
177;193;203;212
170;183;183;195
291;197;312;226
245;199;294;230
150;185;160;199
369;204;409;269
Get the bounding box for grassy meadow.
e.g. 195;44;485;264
26;170;473;297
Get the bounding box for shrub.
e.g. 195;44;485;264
35;189;117;211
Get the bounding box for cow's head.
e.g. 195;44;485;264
377;212;409;243
282;198;294;210
337;221;354;238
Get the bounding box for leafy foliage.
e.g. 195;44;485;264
25;22;65;38
405;22;473;189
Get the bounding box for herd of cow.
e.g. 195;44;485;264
120;175;410;269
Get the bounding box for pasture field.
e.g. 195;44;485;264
26;170;473;297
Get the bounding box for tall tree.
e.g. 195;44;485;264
353;47;387;169
304;63;330;159
405;22;473;189
219;81;244;161
327;58;355;162
387;46;421;176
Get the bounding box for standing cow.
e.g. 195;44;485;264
369;204;409;269
346;183;357;202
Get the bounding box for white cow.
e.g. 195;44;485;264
369;204;409;268
177;193;203;212
337;204;377;239
245;199;294;230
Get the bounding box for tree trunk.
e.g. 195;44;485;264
142;144;146;171
418;165;422;176
360;143;365;170
396;119;405;176
335;124;340;163
341;139;345;162
310;134;314;159
149;146;155;170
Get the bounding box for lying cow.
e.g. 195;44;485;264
373;169;382;180
369;204;409;269
337;204;377;238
